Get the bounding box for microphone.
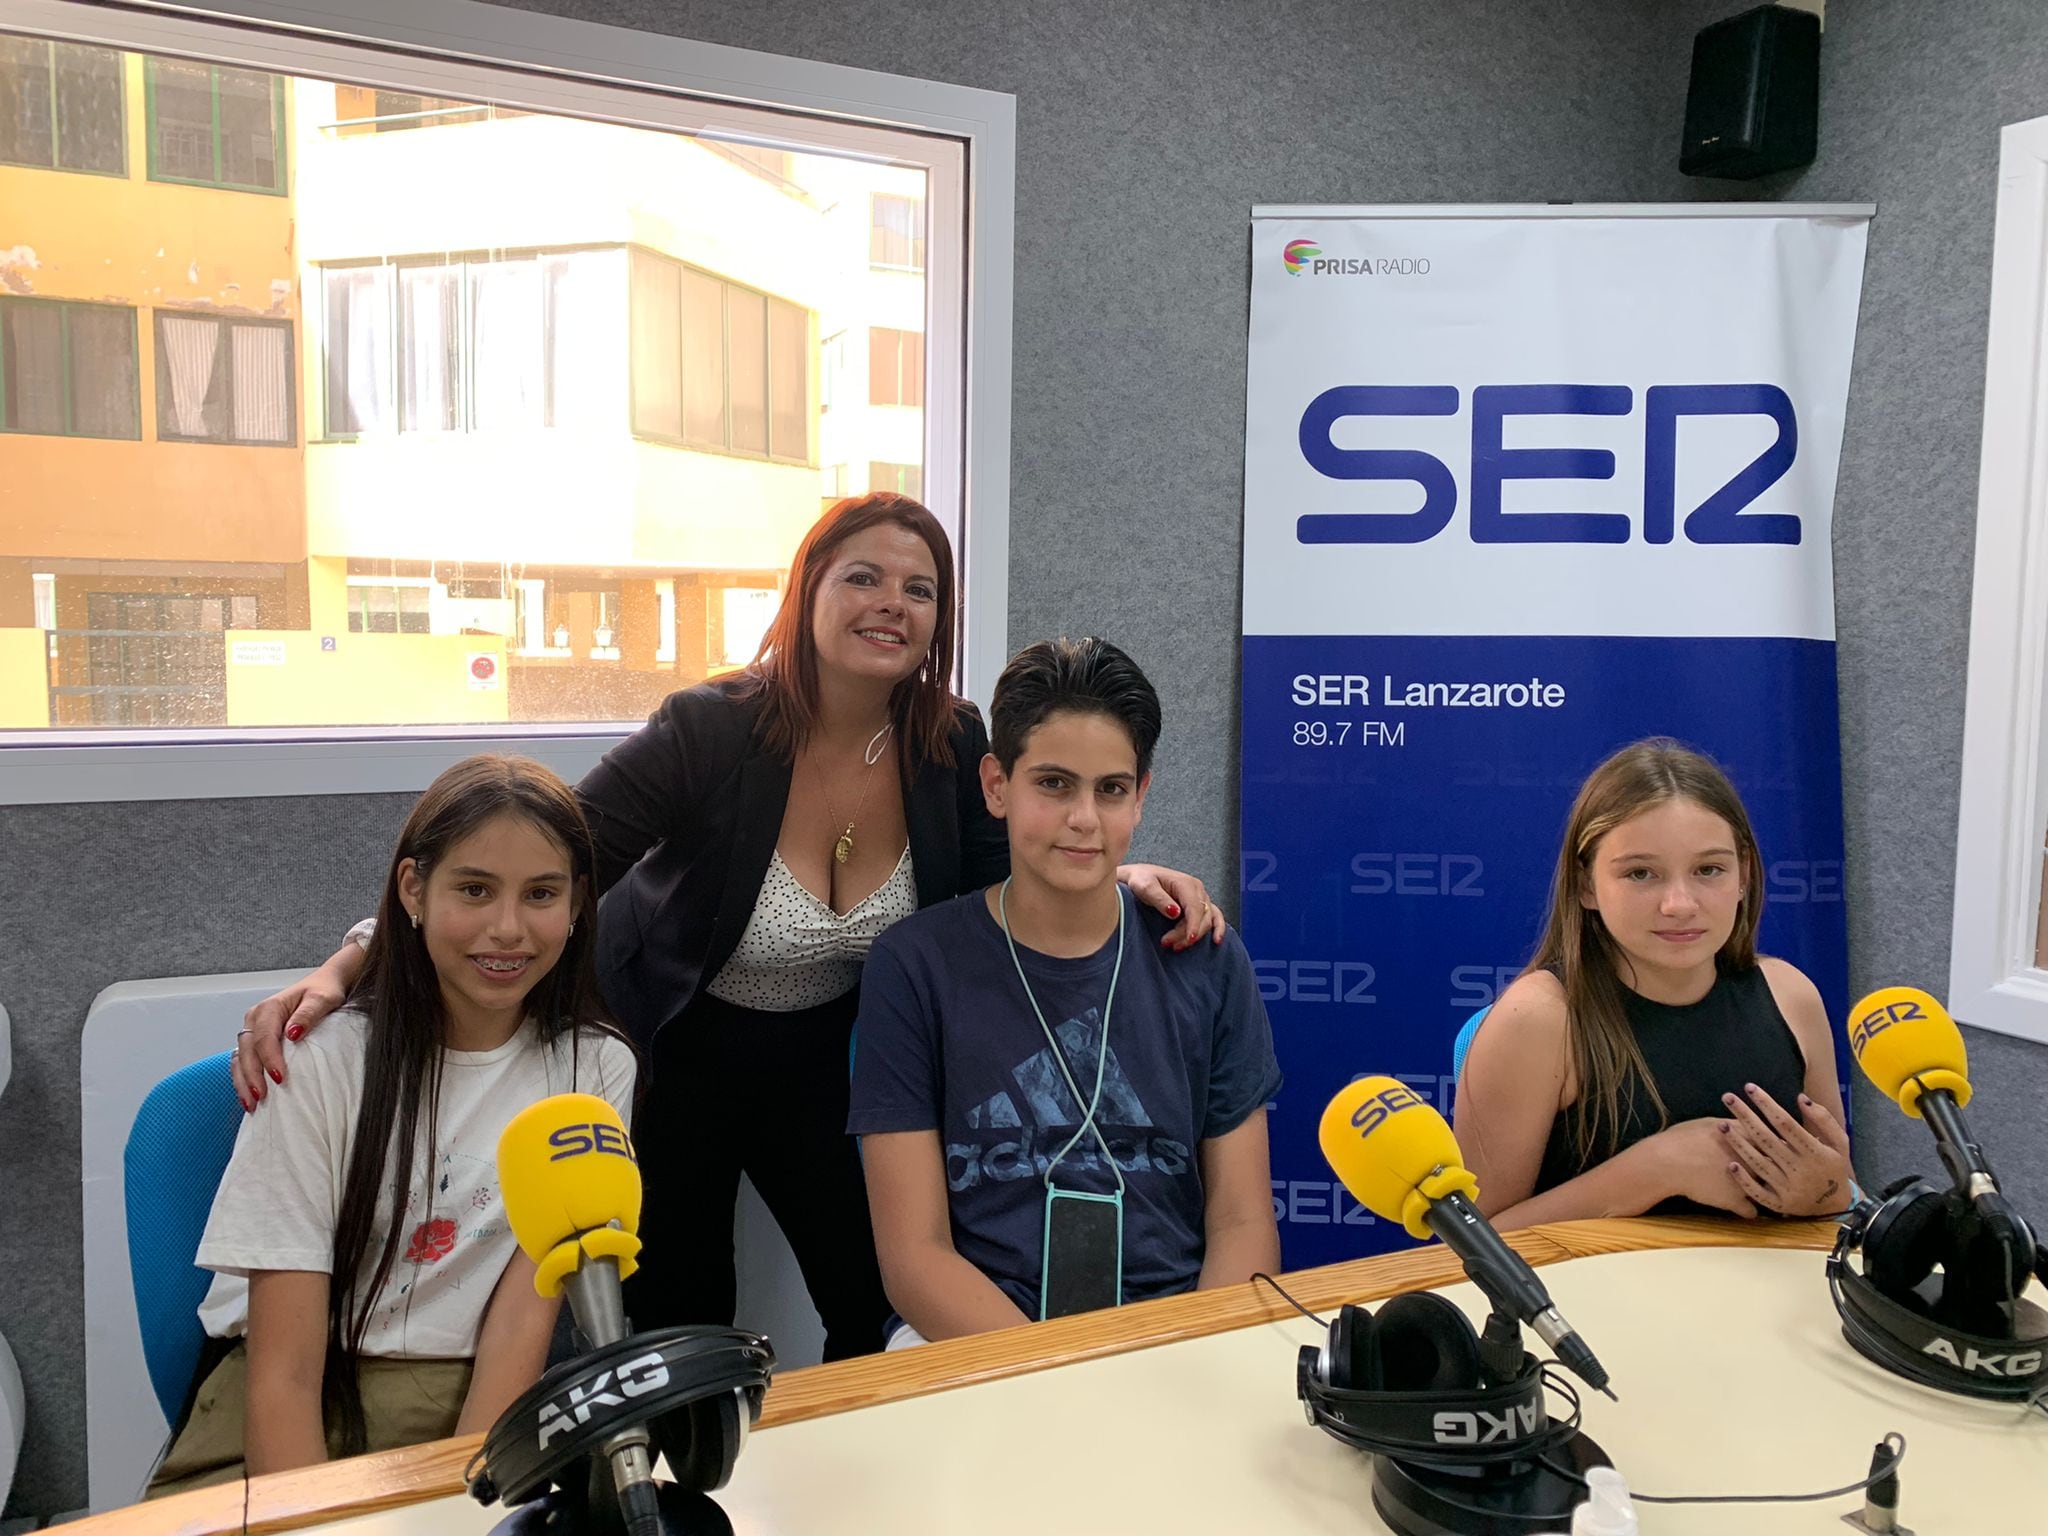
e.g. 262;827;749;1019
498;1093;661;1536
1847;987;2038;1275
1319;1076;1613;1396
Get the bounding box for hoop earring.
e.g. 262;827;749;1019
410;912;421;930
568;922;576;938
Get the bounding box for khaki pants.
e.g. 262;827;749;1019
146;1340;473;1498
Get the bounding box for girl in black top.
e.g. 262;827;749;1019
1455;738;1857;1230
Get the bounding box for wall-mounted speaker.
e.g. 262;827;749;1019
1680;5;1821;179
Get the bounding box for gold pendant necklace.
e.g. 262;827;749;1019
820;723;893;864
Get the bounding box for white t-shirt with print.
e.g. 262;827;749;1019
196;1009;637;1359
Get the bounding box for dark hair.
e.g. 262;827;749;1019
1524;736;1766;1162
734;493;959;776
989;637;1162;779
326;754;622;1454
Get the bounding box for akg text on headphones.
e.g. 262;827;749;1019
470;1325;776;1512
1828;1175;2048;1405
1296;1290;1578;1466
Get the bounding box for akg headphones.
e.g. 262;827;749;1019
469;1325;776;1512
1296;1291;1579;1466
1828;1175;2048;1406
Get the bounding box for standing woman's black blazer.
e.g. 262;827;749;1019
579;677;1010;1048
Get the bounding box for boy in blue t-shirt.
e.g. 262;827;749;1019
849;637;1282;1344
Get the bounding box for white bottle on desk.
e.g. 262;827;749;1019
1571;1465;1639;1536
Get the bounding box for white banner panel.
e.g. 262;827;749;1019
1240;205;1870;1269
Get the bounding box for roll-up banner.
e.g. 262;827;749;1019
1240;205;1872;1266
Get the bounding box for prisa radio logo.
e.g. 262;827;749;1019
1284;237;1430;277
1283;239;1321;276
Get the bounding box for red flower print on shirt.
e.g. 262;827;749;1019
404;1217;459;1265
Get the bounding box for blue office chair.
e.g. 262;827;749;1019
124;1052;243;1422
1450;1006;1491;1085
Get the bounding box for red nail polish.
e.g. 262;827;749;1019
286;1025;303;1041
269;1068;283;1084
1165;903;1181;918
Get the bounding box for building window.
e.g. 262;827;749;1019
0;298;139;439
869;326;924;407
1;10;980;760
145;57;285;193
630;249;808;462
345;581;432;634
709;140;796;187
154;313;294;445
368;89;487;130
0;36;125;174
870;194;925;271
870;461;923;501
323;250;621;437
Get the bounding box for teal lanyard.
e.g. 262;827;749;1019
997;878;1127;1196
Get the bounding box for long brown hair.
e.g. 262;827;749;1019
327;755;626;1453
735;493;959;773
1525;737;1766;1162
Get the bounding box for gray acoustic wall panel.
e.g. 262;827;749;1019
1776;0;2048;1211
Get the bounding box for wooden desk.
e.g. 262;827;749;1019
81;1217;2046;1535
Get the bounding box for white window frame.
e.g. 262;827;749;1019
1950;113;2048;1046
0;0;1013;804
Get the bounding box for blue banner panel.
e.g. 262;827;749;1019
1242;634;1849;1269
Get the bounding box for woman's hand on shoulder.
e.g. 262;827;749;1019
1119;863;1229;950
1455;973;1571;1217
232;944;360;1110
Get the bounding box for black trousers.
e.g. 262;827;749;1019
623;987;891;1361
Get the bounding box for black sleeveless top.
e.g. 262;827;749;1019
1531;962;1807;1212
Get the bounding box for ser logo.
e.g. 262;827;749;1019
1296;382;1798;547
534;1352;670;1450
1849;998;1924;1058
548;1121;637;1163
1254;959;1376;1004
1349;1082;1423;1138
1922;1338;2043;1377
1350;853;1484;897
1450;965;1521;1011
1767;859;1843;903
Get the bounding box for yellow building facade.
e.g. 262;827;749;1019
0;43;304;726
1;44;834;730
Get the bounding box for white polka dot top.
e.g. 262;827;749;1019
702;844;918;1011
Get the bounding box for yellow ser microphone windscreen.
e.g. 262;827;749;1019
1847;986;1972;1118
1318;1075;1479;1240
497;1092;643;1267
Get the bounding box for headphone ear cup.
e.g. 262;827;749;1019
1864;1187;1948;1299
660;1390;744;1492
1327;1303;1381;1391
1371;1291;1484;1393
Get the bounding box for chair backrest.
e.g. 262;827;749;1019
1450;1005;1491;1085
122;1052;243;1424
